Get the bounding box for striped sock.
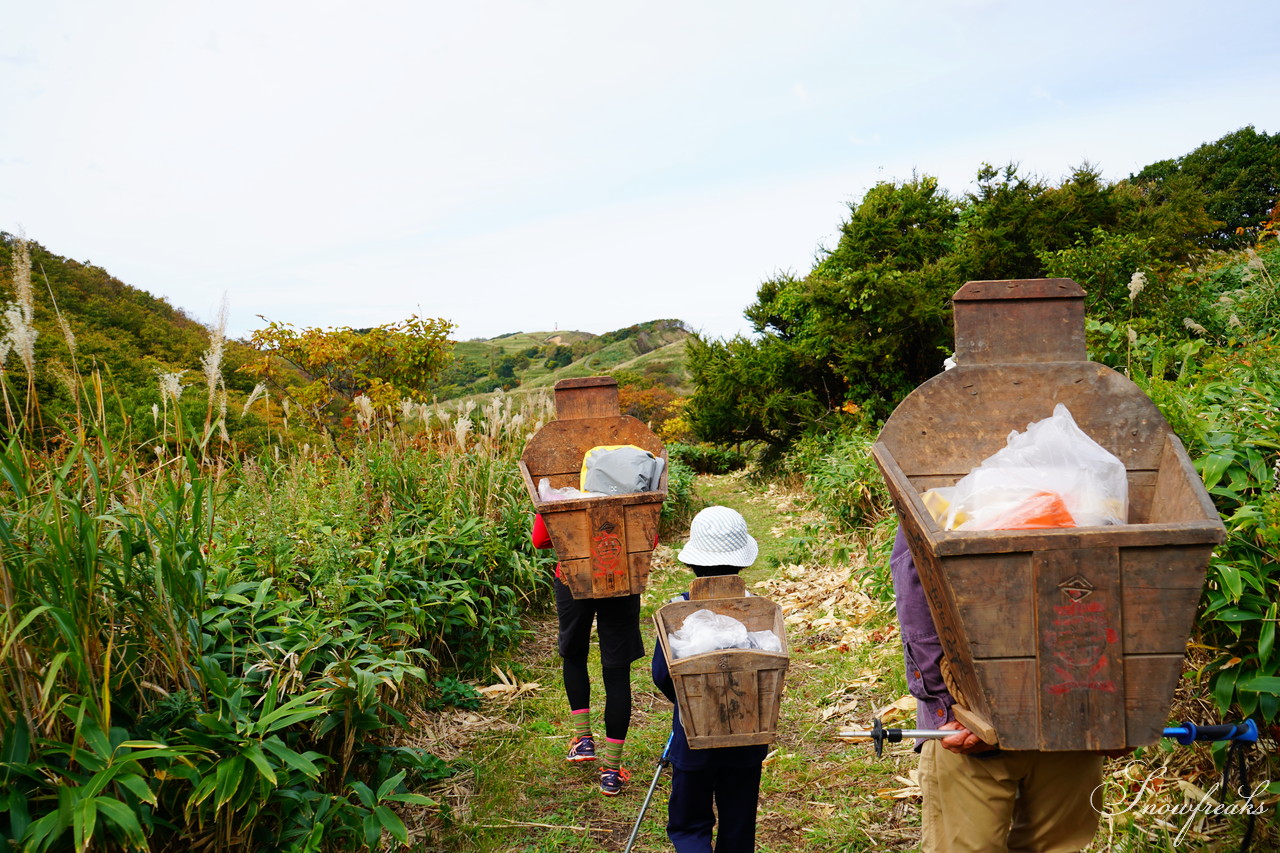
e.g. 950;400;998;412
571;709;593;739
601;737;624;769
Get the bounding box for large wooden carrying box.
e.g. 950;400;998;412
520;377;668;599
873;279;1225;751
655;576;789;748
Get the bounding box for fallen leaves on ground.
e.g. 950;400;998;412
476;664;541;699
877;770;922;800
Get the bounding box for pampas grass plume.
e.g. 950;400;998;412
1127;270;1147;301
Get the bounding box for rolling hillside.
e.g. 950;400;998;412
437;319;694;398
0;235;695;430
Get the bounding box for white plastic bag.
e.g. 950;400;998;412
668;609;750;659
538;477;606;502
747;630;783;652
924;404;1128;530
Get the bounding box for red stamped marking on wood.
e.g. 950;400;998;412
1044;595;1119;695
591;521;626;580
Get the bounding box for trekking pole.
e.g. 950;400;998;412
623;732;674;853
837;717;1259;756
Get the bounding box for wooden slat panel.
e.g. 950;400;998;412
687;730;778;749
669;651;788;676
690;575;746;600
624;502;661;555
1035;548;1126;751
700;672;733;737
542;510;591;562
1125;654;1185;746
947;553;1035;658
657;597;782;635
932;523;1224;557
757;668;785;737
1150;432;1227;529
973;659;1038;750
678;674;707;740
625;551;652;596
585;503;631;598
553;377;620;420
1126;471;1157;525
952;279;1086;364
559;557;592;598
521;417;666;479
877;363;1169;477
731;670;760;735
1121;545;1209;654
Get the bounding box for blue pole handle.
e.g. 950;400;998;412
1162;719;1258;745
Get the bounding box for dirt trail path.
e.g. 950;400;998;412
420;473;916;852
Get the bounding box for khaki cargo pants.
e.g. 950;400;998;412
918;740;1104;852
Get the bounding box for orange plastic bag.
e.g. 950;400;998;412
983;490;1075;530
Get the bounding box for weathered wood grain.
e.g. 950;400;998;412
655;591;789;749
520;377;667;598
873;278;1226;750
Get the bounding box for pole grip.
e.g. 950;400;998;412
1164;720;1259;745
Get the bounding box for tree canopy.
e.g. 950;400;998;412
1131;125;1280;249
244;315;454;432
687;126;1280;450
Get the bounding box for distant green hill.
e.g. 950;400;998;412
437;319;693;398
0;233;261;439
0;234;694;439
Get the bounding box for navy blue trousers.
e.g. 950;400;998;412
667;763;762;853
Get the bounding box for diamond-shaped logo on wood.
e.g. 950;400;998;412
1058;574;1094;602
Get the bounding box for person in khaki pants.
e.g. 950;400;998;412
891;527;1107;852
918;737;1103;852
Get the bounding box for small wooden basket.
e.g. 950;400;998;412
520;377;667;599
654;577;789;749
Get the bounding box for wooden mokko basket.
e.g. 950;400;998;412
519;377;667;599
654;576;790;749
873;279;1225;751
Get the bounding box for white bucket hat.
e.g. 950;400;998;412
677;506;758;568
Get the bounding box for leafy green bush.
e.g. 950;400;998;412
1117;244;1280;723
667;442;748;475
789;428;891;532
0;402;550;850
660;455;700;539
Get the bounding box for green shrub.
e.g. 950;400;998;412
667;442;748;475
789;428;891;532
660;455;700;539
0;409;549;849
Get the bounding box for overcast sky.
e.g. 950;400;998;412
3;1;1277;343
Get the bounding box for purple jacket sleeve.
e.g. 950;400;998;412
891;525;955;727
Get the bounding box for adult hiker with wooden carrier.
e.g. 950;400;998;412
522;377;668;795
873;279;1226;851
652;506;788;852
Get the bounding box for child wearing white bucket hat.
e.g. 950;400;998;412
653;505;767;852
676;505;759;572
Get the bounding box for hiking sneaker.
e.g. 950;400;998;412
599;766;631;796
566;735;596;762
